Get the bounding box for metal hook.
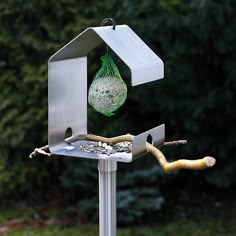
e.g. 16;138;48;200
101;18;116;54
101;18;116;30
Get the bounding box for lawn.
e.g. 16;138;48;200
0;207;236;236
3;219;236;236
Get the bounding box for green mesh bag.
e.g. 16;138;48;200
88;54;127;116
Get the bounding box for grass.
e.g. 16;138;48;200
4;218;236;236
0;208;236;236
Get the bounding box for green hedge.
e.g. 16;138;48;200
0;0;236;223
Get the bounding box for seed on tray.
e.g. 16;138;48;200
77;141;132;155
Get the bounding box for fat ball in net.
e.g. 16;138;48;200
88;54;127;116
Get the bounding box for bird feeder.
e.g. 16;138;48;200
48;19;164;236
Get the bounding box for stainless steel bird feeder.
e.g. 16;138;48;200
48;19;165;236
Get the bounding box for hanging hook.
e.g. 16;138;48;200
101;18;116;30
101;18;116;54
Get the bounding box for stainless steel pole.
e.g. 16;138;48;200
98;160;117;236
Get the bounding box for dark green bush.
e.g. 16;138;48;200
0;0;236;223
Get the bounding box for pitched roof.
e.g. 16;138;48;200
49;25;164;86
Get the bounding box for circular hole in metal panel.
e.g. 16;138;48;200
146;134;153;145
65;127;73;140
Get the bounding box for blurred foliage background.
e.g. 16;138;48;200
0;0;236;225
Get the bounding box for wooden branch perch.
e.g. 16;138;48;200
29;134;215;173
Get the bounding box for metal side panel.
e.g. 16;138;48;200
48;57;87;152
132;124;165;160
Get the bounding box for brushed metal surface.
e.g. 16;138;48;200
49;25;164;86
48;24;164;161
48;125;164;163
48;57;87;152
98;160;117;236
132;124;165;160
52;140;133;162
93;25;164;86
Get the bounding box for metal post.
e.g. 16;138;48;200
98;160;117;236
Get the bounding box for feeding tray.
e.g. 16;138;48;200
49;125;164;162
48;23;165;162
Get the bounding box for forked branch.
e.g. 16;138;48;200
29;134;215;173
